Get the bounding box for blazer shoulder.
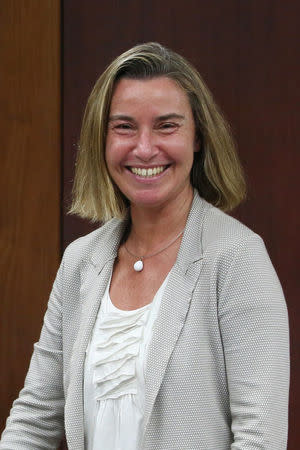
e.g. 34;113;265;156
201;204;262;254
62;218;124;267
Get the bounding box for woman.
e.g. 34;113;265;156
0;43;289;449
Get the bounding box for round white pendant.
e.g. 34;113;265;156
133;260;143;272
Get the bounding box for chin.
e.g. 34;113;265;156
122;180;193;211
130;196;163;209
127;189;179;210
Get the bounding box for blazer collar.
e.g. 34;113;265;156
175;190;209;272
142;190;211;438
89;214;130;272
89;190;209;274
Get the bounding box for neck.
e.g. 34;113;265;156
127;187;194;253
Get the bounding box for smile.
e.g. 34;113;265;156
128;166;168;178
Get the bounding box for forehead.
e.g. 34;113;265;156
109;76;192;115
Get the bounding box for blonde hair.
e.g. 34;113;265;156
70;42;246;222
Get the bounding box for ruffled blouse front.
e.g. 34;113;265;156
84;273;169;450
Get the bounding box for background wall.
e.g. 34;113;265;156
1;0;299;448
0;0;61;435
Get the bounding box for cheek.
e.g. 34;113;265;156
105;140;119;167
105;135;128;165
171;139;196;164
104;147;111;173
104;149;119;181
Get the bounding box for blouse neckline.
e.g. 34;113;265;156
108;271;171;314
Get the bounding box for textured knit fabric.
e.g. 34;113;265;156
0;192;289;449
84;273;169;450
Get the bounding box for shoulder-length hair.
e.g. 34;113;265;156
69;42;246;222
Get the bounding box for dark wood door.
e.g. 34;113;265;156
0;0;61;436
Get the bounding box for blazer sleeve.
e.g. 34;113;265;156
218;234;289;450
0;256;65;449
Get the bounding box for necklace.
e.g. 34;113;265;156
123;229;184;272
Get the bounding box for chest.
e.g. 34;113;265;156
109;249;177;310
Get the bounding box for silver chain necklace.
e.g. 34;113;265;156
123;229;184;272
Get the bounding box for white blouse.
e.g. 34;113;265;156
84;272;170;450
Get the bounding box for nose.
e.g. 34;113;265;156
134;129;158;161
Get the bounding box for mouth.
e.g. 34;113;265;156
127;165;170;178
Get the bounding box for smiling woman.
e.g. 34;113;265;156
105;77;197;211
0;43;289;450
70;42;246;222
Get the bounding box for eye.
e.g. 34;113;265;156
112;122;135;134
116;123;132;129
158;122;179;133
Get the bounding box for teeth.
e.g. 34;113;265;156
130;166;166;177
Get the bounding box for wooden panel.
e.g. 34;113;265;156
63;0;299;447
232;8;300;447
0;0;61;433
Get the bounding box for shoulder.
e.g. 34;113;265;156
62;217;125;268
200;202;279;289
189;193;263;257
201;203;262;254
195;201;284;302
188;195;269;276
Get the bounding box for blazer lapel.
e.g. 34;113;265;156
143;192;210;434
64;194;210;448
65;218;128;449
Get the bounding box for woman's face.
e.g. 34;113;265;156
105;76;198;210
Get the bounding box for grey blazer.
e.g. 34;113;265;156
0;193;289;449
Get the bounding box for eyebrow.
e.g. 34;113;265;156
156;113;185;121
108;113;185;122
108;115;134;122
